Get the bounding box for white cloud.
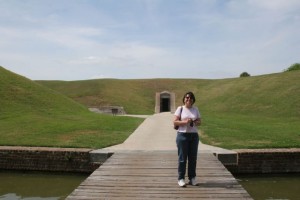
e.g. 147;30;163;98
248;0;300;11
36;26;103;48
67;42;168;67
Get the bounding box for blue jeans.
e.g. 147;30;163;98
176;132;199;180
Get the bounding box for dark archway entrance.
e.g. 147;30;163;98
160;93;171;112
160;97;170;112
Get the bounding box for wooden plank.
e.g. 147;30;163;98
66;151;253;200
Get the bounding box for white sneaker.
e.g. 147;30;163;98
189;177;197;186
178;179;186;187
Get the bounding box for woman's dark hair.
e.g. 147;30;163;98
182;91;196;104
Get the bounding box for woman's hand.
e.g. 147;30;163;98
193;118;201;126
184;118;192;125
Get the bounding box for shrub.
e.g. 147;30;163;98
284;63;300;72
240;72;250;77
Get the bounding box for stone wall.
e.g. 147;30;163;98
0;146;100;173
225;148;300;174
89;106;126;115
1;147;299;174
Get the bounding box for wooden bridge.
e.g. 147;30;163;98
66;151;252;199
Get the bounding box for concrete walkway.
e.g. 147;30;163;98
98;112;234;155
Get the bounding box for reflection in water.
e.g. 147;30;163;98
236;173;300;200
0;171;88;200
0;193;58;200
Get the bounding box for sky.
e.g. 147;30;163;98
0;0;299;80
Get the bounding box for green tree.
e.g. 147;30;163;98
284;63;300;72
240;72;250;77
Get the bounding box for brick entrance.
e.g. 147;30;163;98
155;91;175;113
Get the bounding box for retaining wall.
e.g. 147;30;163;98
224;148;300;174
0;146;100;173
1;147;299;174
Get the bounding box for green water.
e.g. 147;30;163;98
1;171;299;200
237;174;300;200
0;171;87;200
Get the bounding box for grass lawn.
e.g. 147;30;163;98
0;112;144;149
200;113;300;149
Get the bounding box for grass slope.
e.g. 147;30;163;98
0;66;144;148
37;72;300;117
38;71;300;149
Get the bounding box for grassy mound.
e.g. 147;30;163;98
0;66;144;148
37;72;299;118
1;65;299;149
38;71;300;149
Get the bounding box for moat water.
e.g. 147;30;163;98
236;173;300;200
0;171;299;200
0;171;87;200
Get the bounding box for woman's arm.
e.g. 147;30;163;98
173;115;190;126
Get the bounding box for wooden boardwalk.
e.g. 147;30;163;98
66;151;253;199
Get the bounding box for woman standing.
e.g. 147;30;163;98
173;91;201;187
